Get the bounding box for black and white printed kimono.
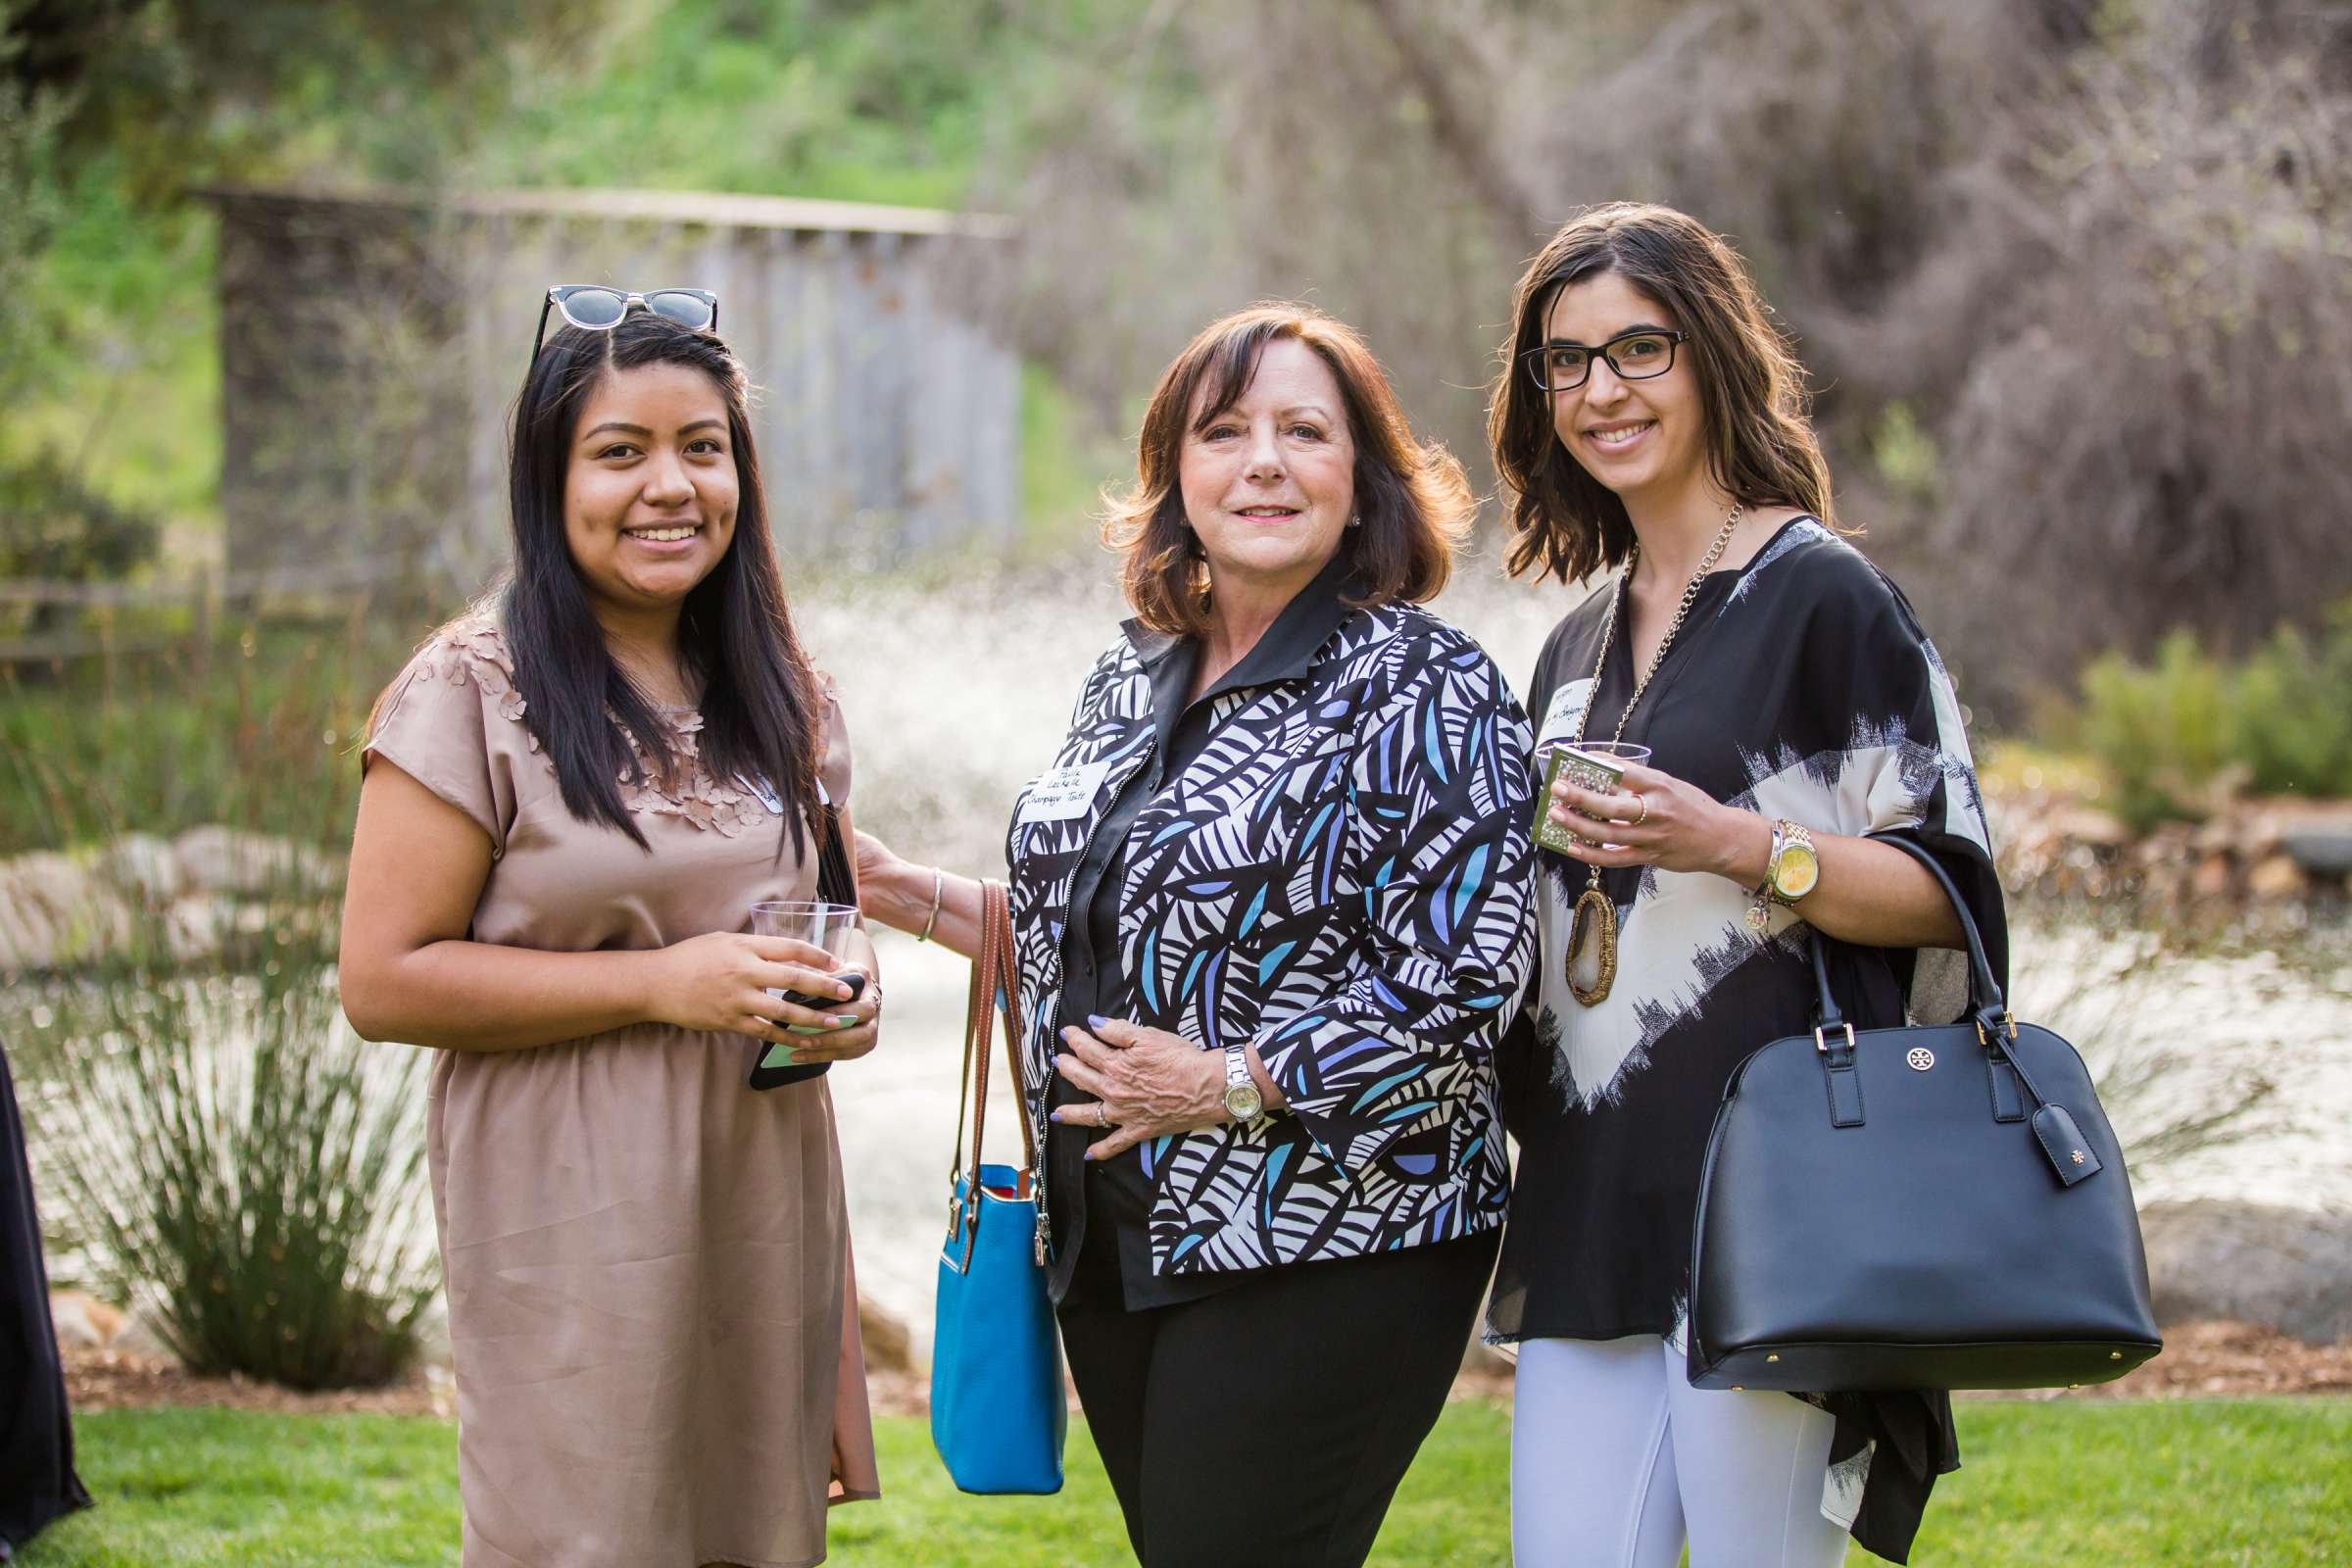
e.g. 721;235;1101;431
1488;516;2006;1565
1004;574;1536;1298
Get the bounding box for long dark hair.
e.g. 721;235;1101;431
1489;202;1837;585
502;311;821;856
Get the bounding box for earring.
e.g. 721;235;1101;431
1346;512;1361;529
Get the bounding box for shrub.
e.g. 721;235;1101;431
2073;607;2352;830
0;611;405;858
2078;633;2237;831
31;918;439;1390
2232;604;2352;800
7;610;440;1390
0;452;161;640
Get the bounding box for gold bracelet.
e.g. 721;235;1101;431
917;865;944;943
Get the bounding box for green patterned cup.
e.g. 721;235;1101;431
1533;742;1652;854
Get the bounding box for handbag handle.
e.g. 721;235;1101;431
946;881;1037;1268
813;800;858;908
1806;834;2008;1039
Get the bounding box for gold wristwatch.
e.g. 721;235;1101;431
1744;818;1820;933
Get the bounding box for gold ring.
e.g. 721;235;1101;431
1631;793;1649;827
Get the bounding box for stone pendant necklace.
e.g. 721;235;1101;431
1565;504;1743;1006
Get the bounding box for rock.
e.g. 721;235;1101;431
98;832;187;906
0;852;135;972
2139;1200;2352;1346
2246;855;2309;900
2189;854;2234;900
2190;816;2239;856
859;1295;913;1374
2134;822;2195;869
111;1302;179;1362
165;895;235;961
50;1290;126;1349
172;826;341;899
2139;860;2188;906
2051;807;2132;850
2283;824;2352;880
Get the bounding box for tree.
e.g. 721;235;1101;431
972;0;2352;716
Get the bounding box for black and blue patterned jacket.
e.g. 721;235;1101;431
1004;593;1537;1278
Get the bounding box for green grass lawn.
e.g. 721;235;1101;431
21;1398;2347;1566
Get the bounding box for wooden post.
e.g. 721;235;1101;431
192;564;214;688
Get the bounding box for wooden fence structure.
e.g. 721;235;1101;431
0;562;406;670
202;184;1022;588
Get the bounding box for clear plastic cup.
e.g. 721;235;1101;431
749;900;860;1074
750;899;859;958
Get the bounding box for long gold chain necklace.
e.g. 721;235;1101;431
1564;504;1743;1006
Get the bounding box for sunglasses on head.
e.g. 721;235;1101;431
531;285;719;362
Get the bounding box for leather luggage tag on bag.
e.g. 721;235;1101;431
2032;1103;2102;1187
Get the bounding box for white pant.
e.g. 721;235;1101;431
1511;1335;1849;1568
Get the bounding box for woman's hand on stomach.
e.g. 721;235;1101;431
1052;1017;1278;1159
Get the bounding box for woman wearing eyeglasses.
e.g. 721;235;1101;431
858;304;1535;1565
339;294;881;1568
1483;204;2005;1566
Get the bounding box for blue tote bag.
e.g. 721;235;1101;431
929;879;1065;1494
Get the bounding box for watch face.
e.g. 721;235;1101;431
1224;1082;1264;1122
1775;842;1820;899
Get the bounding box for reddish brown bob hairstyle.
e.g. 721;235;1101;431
1103;303;1474;637
1489;202;1838;585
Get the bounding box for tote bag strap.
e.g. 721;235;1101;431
946;881;1037;1268
1806;834;2008;1041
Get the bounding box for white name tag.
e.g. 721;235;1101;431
1017;759;1113;823
1538;678;1594;744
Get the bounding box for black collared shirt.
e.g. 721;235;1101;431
1051;551;1361;1310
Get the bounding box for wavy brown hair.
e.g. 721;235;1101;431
1104;303;1473;636
1489;203;1838;585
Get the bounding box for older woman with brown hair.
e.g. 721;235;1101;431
858;303;1535;1565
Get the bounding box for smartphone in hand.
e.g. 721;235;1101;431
747;972;866;1091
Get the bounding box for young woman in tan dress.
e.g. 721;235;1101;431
338;301;881;1568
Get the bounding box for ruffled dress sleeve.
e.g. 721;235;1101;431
361;617;528;858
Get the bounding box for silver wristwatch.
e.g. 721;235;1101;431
1222;1042;1264;1122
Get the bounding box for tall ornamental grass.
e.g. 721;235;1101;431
39;938;439;1389
8;606;443;1389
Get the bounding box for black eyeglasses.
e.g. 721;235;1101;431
531;285;719;362
1522;328;1690;393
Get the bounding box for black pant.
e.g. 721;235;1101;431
1;1043;89;1552
1056;1227;1500;1568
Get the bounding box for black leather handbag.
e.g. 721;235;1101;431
1687;837;2162;1393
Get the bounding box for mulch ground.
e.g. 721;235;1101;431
2013;1319;2352;1401
62;1320;2349;1420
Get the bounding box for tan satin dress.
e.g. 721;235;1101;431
364;615;879;1568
